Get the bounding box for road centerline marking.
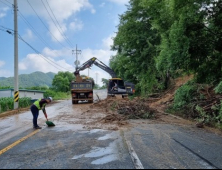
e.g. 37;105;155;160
0;129;40;156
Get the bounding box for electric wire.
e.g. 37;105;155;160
0;0;12;8
18;11;73;65
3;0;11;5
0;28;73;72
26;0;69;50
41;0;72;46
17;34;74;72
45;0;74;47
18;11;54;49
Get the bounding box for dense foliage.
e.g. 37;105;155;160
52;71;75;92
110;0;222;96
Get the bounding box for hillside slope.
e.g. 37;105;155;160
0;72;55;88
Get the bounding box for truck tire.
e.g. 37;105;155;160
72;100;78;104
89;100;93;103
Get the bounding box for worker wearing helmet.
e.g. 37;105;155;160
30;97;52;129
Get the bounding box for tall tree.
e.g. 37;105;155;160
52;72;75;92
111;0;161;95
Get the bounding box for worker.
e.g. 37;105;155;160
30;97;52;129
111;82;118;91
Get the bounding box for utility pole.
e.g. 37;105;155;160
14;0;19;109
96;72;99;85
72;44;81;70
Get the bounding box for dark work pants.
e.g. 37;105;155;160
30;105;39;127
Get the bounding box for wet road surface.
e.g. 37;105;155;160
0;90;222;169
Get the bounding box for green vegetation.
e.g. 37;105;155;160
215;81;222;94
42;71;75;100
0;72;55;88
109;0;222;128
44;89;70;100
0;97;32;113
52;71;75;92
173;81;198;109
100;78;109;89
110;0;222;95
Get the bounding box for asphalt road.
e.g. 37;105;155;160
0;90;222;169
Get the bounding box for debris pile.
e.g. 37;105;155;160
191;86;222;121
117;100;156;119
94;97;157;120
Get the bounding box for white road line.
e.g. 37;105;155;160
124;138;144;169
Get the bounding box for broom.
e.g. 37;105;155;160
46;119;55;127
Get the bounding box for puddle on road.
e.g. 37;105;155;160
89;129;107;134
72;141;120;165
98;132;117;141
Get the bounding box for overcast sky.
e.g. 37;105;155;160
0;0;129;86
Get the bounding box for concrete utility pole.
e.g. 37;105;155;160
14;0;19;109
96;72;99;85
72;44;81;70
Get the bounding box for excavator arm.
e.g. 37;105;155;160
74;57;97;76
73;57;135;96
74;57;117;78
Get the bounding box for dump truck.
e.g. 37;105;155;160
70;75;94;104
70;57;135;104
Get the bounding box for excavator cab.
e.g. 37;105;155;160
108;78;128;97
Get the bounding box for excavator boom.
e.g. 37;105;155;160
71;57;135;104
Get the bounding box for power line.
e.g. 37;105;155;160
18;11;54;49
18;11;73;65
0;0;12;8
45;0;74;47
43;0;74;48
0;28;73;72
27;0;69;50
17;34;73;72
0;25;13;31
3;0;12;5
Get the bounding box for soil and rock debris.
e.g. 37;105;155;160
75;75;222;136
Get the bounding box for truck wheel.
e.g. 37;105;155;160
89;100;93;103
72;100;78;104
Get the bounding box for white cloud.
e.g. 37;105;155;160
0;7;9;18
0;13;6;18
99;3;106;8
76;34;117;86
22;29;34;40
69;19;84;31
108;0;129;5
18;34;116;86
102;34;115;50
0;61;5;68
42;47;71;58
18;0;95;42
19;54;74;73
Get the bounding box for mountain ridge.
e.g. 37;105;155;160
0;72;56;88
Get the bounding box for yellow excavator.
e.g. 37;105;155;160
70;57;135;104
